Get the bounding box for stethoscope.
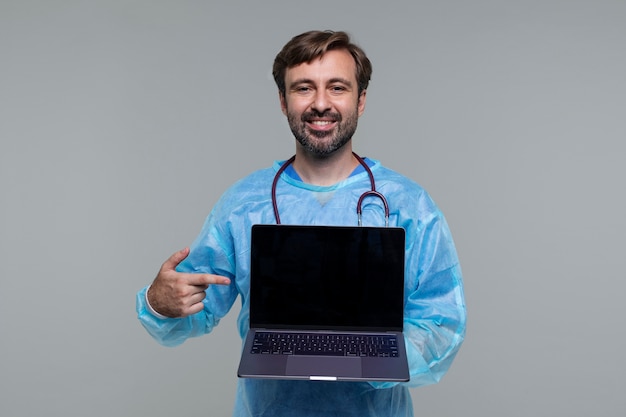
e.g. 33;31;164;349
271;152;390;226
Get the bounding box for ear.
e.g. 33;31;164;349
357;90;367;117
279;91;288;116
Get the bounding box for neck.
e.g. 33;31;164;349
292;145;359;186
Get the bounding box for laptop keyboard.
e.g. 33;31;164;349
251;332;399;357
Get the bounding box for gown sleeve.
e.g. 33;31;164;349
136;201;240;347
370;196;466;388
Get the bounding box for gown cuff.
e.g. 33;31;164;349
144;285;169;319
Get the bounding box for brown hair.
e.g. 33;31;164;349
272;30;372;95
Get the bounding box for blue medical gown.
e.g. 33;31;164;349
136;159;466;417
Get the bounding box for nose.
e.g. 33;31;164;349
311;90;331;114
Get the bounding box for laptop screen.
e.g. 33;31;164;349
249;225;406;332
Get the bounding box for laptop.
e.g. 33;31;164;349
237;224;409;382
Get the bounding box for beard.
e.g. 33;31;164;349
287;108;359;157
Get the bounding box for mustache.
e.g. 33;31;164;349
301;111;342;122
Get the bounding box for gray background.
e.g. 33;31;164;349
1;1;625;416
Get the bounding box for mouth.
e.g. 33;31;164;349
310;120;333;126
308;120;336;129
304;113;340;132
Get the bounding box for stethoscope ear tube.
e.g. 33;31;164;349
357;190;389;227
352;152;390;227
271;152;390;226
271;155;296;225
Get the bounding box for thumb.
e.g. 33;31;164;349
162;247;191;271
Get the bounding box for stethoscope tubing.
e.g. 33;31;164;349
271;152;389;226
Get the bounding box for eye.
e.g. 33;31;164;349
330;85;347;94
292;85;313;95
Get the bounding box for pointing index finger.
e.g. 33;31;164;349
186;272;231;287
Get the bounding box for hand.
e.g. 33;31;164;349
147;247;231;318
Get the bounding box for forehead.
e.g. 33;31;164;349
285;49;358;84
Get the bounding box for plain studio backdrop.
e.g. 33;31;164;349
1;1;625;416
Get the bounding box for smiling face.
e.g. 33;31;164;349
280;49;367;157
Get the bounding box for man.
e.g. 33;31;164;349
137;30;466;417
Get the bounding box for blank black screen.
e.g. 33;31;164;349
249;225;405;331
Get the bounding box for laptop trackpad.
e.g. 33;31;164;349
286;356;361;378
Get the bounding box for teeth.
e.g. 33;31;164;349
311;121;333;126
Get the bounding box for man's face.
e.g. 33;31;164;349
280;49;366;157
